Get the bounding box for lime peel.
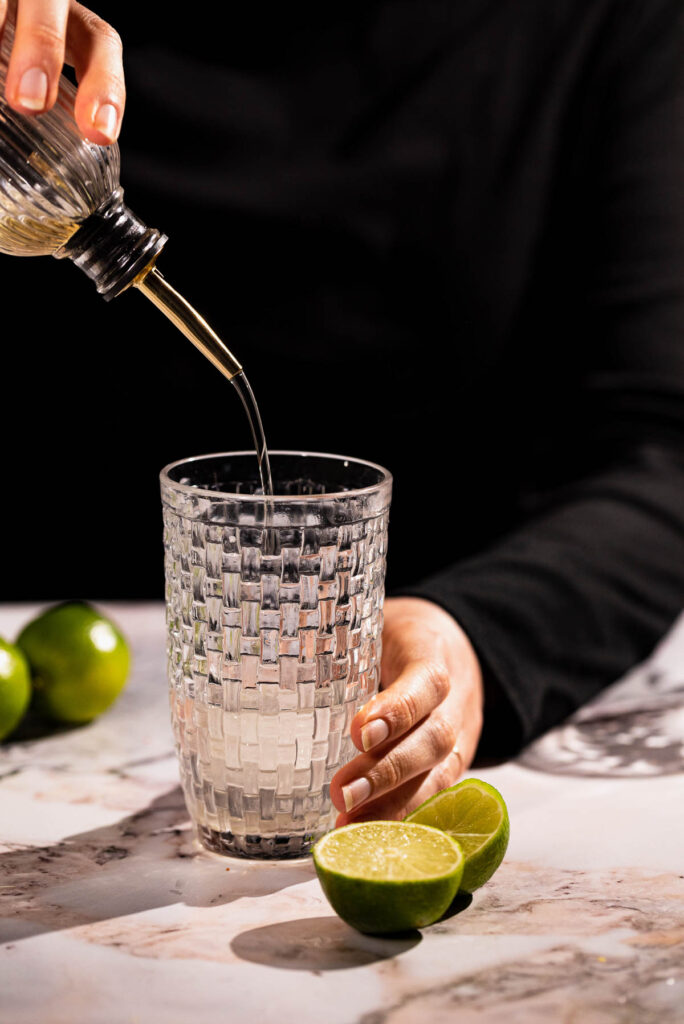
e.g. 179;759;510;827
16;601;131;724
406;778;510;893
313;820;464;934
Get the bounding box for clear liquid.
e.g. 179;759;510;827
134;267;274;497
0;212;78;256
0;150;81;255
232;373;274;496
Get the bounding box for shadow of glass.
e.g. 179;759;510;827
0;785;315;944
231;915;421;970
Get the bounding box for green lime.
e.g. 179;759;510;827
16;602;131;724
0;638;32;741
406;777;509;893
313;820;464;934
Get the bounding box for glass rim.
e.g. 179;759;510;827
160;450;393;503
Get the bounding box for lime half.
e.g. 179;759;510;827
313;820;464;934
406;778;509;893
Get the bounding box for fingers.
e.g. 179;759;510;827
335;771;433;828
333;643;457;819
2;1;124;144
66;3;124;144
330;709;459;817
330;597;485;826
4;0;69;113
351;656;451;755
334;745;465;828
352;606;457;754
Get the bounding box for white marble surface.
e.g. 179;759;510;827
1;602;683;1024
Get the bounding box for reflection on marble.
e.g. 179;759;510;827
519;698;684;777
1;602;683;1024
520;612;684;778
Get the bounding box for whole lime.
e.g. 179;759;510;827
16;602;131;724
0;638;32;741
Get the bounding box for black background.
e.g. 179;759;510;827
1;3;544;601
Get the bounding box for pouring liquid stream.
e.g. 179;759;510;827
135;265;274;500
0;207;274;501
0;20;273;505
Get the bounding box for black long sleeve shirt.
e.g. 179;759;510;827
3;0;683;755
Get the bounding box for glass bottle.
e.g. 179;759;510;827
0;19;273;493
0;18;242;381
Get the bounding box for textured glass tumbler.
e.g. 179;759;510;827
161;452;392;858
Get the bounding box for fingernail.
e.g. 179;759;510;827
342;777;372;812
93;103;118;141
361;718;390;751
18;68;48;111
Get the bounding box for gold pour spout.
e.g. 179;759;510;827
135;264;243;381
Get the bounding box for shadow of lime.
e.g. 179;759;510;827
439;890;473;921
6;702;85;741
231;882;473;970
231;915;421;971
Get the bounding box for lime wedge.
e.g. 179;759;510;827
406;778;509;893
313;821;464;934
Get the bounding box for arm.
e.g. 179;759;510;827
332;0;684;820
421;0;684;755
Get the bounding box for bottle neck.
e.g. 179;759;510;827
56;188;167;301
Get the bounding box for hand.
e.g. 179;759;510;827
1;0;124;143
330;596;484;826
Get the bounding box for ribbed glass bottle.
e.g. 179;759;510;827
0;21;167;297
0;18;244;383
0;19;272;489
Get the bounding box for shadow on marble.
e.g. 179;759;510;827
438;891;473;922
0;786;316;944
229;890;472;970
7;704;86;743
231;915;421;970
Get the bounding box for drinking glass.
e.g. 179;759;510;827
160;451;392;858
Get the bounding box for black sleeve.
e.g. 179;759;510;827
403;0;684;757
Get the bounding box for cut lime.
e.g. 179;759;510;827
313;820;464;934
0;638;31;741
406;778;509;893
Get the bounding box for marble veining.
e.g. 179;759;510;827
1;602;682;1024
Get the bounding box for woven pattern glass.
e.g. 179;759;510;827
161;452;392;858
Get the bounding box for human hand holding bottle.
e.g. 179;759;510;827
0;0;124;143
331;597;484;826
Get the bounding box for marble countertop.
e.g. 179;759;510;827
1;602;683;1024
